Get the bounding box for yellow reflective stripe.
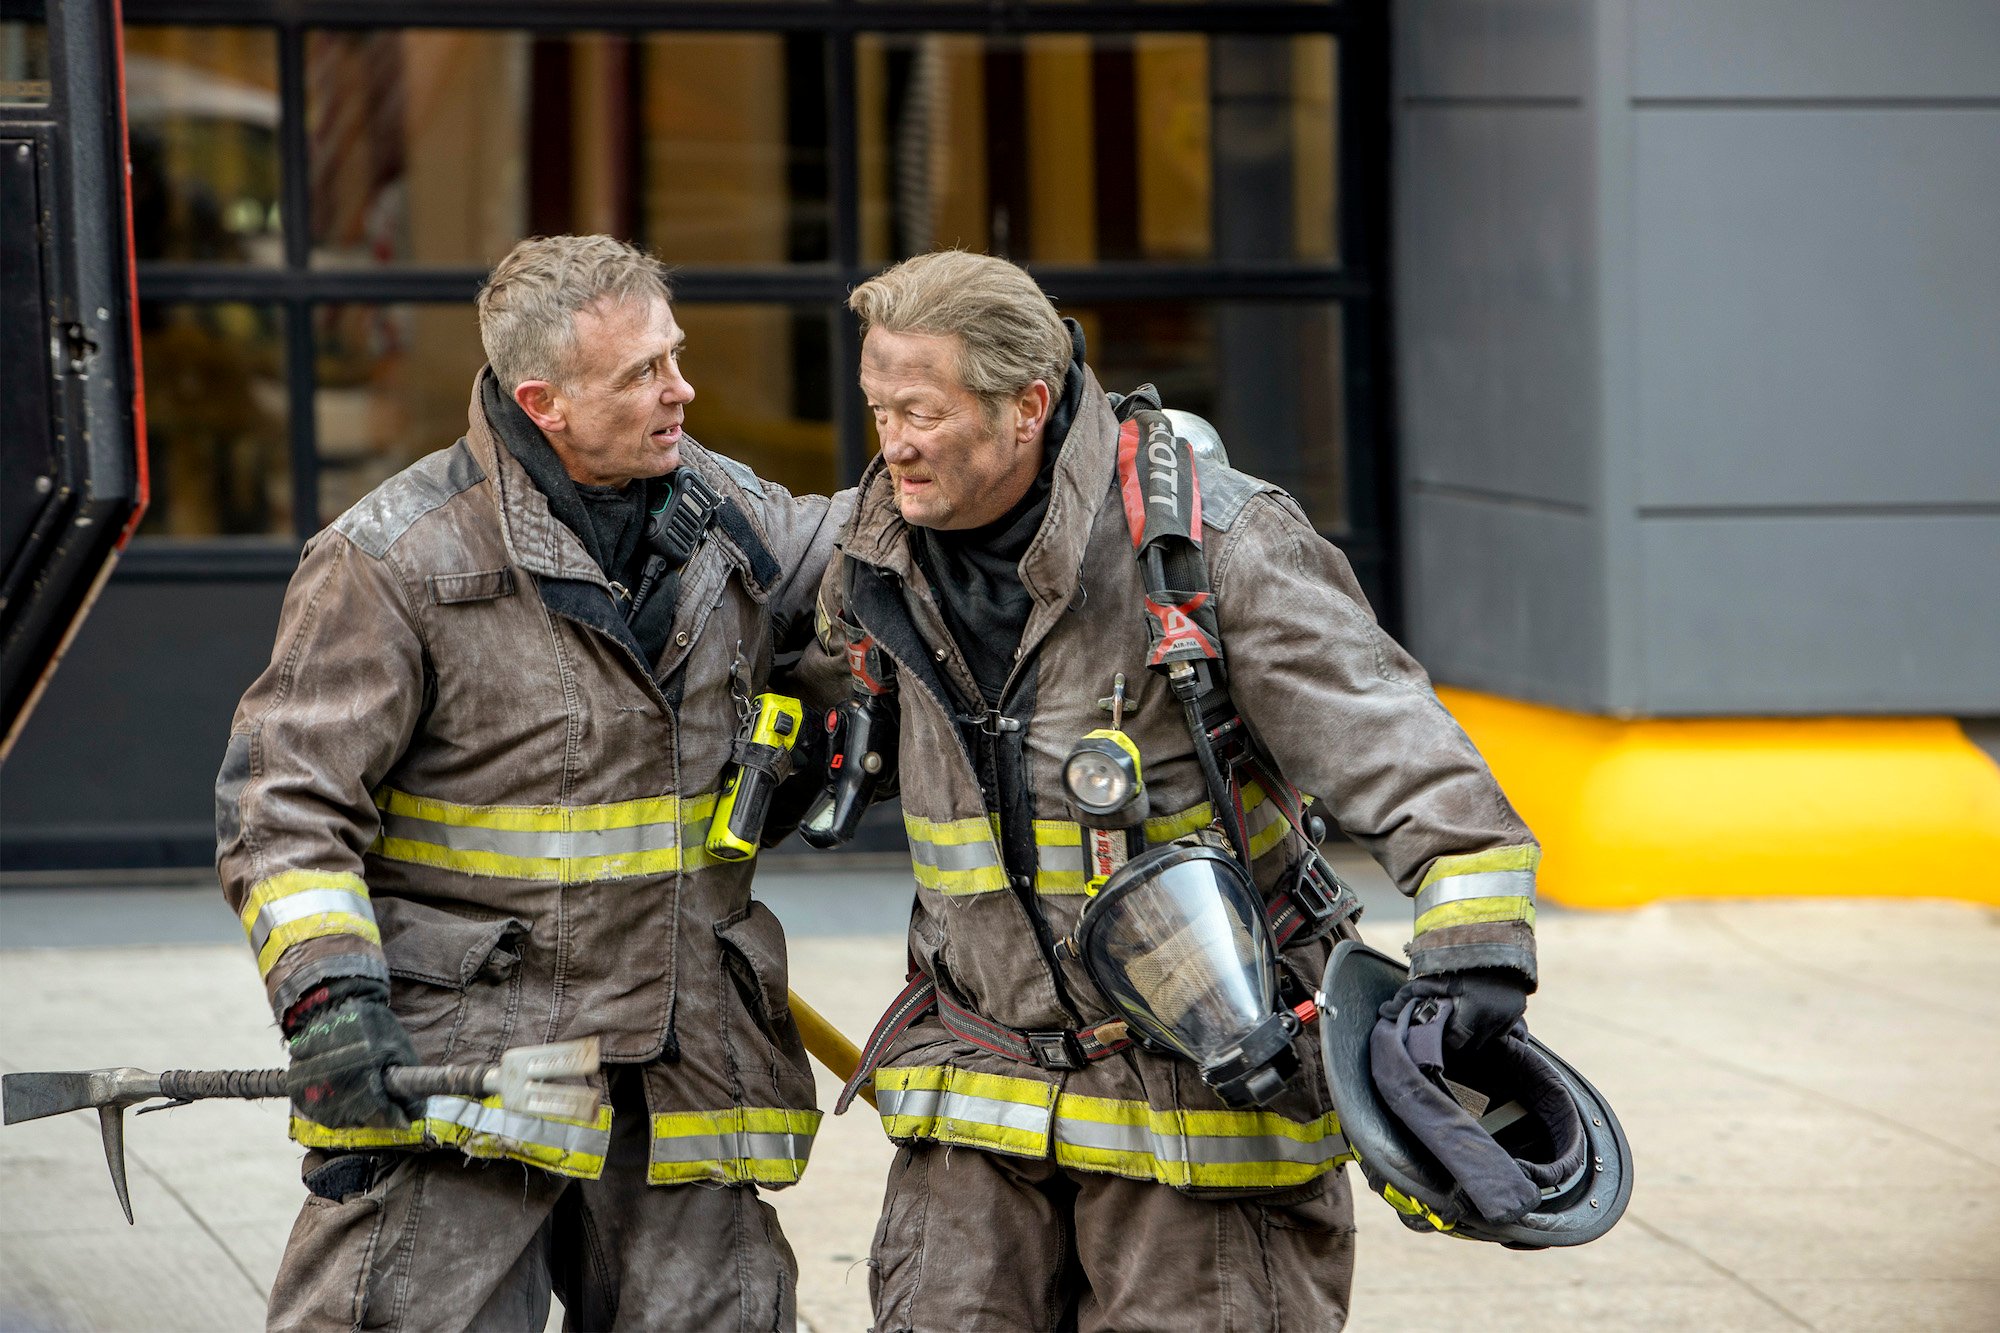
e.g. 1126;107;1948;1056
1027;785;1298;895
1051;1094;1349;1189
903;812;1001;845
369;786;721;883
376;787;701;832
239;870;380;976
1240;782;1293;861
1381;1181;1455;1232
1418;844;1540;891
647;1107;822;1186
1144;802;1214;843
257;914;381;977
1414;896;1537;935
238;869;369;920
1033;820;1082;847
1031;820;1089;894
290;1096;613;1180
905;812;1010;896
873;1065;1056;1157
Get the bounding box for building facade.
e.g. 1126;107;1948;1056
3;0;1995;896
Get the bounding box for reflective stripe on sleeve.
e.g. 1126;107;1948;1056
290;1095;613;1179
370;787;723;883
238;870;379;977
1412;846;1539;936
873;1065;1057;1157
903;813;1009;895
648;1107;823;1186
1052;1094;1352;1189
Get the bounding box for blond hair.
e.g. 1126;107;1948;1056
848;251;1071;404
477;235;672;390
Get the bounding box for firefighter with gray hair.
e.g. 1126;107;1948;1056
218;234;847;1329
818;249;1541;1329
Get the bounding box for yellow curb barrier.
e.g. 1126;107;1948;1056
1436;687;2000;909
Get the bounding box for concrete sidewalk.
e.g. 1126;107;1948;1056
2;856;1996;1332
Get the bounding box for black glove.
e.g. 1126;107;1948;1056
283;977;422;1130
1381;969;1529;1054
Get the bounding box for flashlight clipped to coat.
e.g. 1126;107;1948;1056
1055;675;1318;1110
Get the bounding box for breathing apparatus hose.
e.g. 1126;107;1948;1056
1170;661;1253;869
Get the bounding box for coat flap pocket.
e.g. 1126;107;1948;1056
714;900;790;1023
426;568;516;605
376;897;527;989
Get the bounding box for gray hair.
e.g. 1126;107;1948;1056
477;235;672;390
849;251;1071;405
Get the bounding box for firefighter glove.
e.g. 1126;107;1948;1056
1381;968;1528;1054
283;977;422;1130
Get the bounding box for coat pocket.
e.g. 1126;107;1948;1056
375;897;528;1065
425;568;516;605
713;901;816;1110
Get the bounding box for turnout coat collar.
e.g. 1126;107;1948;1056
843;365;1121;671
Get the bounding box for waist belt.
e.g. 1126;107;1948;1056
835;975;1134;1114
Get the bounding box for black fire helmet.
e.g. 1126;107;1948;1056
1318;940;1633;1249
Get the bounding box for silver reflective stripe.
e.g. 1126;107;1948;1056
424;1096;610;1157
1415;869;1536;918
378;810;681;860
651;1131;808;1164
247;887;375;955
1038;843;1087;875
909;839;1004;874
1055;1117;1348;1168
876;1086;1053;1138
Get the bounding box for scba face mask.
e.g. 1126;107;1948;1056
1073;840;1305;1109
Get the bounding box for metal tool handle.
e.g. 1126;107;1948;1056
157;1064;491;1102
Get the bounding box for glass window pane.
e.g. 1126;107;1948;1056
313;301;837;526
306;31;829;269
137;302;290;537
314;302;487;525
1068;302;1346;531
680;303;838;498
857;33;1336;266
1;13;51;108
124;27;283;263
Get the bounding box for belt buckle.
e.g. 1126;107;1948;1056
1291;861;1337;924
1289;852;1356;928
1025;1031;1082;1071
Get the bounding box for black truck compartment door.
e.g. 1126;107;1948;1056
1;0;148;752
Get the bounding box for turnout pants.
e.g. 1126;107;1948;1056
266;1072;798;1332
869;1144;1356;1333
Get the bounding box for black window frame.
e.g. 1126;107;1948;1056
119;0;1400;626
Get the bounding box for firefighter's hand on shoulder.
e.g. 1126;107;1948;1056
1380;968;1530;1054
282;977;423;1130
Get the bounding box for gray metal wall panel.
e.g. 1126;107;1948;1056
1398;105;1599;507
1398;0;1590;99
1637;514;2000;714
1631;108;2000;508
1405;491;1606;708
1631;0;2000;99
0;579;287;864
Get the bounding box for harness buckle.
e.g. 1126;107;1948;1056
1024;1031;1085;1071
1287;851;1360;932
960;709;1023;737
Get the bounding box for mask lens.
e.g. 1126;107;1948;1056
1064;748;1132;814
1079;844;1277;1064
